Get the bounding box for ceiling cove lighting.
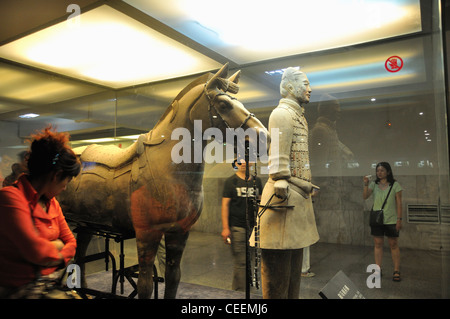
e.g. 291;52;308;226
125;0;422;64
73;138;117;144
0;5;221;89
71;134;143;145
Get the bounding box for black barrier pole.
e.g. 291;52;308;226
245;147;251;299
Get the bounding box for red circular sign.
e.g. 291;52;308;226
385;56;403;72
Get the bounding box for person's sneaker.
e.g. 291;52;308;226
301;270;316;277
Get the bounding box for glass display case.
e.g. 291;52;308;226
0;0;448;301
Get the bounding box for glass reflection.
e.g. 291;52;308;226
0;0;448;300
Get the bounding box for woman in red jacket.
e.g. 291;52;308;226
0;126;80;297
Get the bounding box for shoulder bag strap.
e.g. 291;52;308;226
381;183;393;210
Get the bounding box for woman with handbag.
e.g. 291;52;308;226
363;162;403;282
0;126;80;298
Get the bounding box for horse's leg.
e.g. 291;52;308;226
164;231;190;299
135;231;162;299
74;232;92;288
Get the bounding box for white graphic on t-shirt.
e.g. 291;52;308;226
236;187;258;198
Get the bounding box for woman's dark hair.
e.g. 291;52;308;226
27;126;80;180
375;162;396;185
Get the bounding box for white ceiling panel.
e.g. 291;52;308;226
0;5;222;89
125;0;422;64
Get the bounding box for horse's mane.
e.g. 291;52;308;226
155;73;213;125
173;73;212;102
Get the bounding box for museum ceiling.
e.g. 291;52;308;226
0;0;436;146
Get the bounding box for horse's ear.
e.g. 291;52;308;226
226;70;240;94
205;63;229;92
217;63;229;78
228;70;241;84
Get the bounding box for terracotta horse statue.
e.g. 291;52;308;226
58;63;268;298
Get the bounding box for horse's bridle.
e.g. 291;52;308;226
204;85;255;130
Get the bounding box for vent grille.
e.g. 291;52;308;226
441;205;450;225
407;204;439;224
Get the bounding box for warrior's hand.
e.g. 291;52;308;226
274;179;289;199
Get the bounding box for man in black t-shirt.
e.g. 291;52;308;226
221;159;262;291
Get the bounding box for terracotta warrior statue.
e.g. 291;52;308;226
257;67;320;299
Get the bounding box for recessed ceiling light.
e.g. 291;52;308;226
265;66;300;76
19;113;40;119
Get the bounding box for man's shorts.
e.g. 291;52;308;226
371;224;399;238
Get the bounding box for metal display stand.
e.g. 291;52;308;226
69;220;163;299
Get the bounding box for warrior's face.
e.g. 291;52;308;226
292;72;312;105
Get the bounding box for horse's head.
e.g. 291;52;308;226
188;63;270;157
